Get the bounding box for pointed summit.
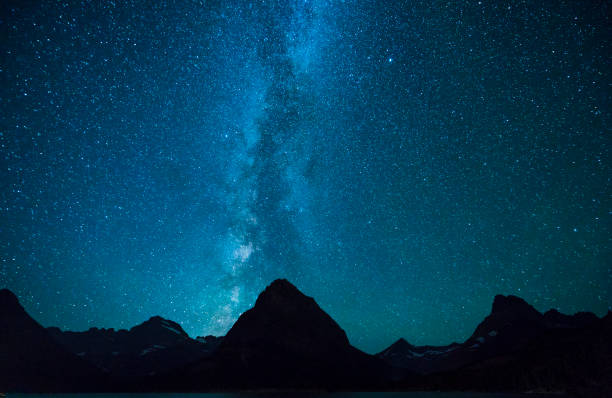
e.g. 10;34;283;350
472;294;543;341
265;277;296;290
491;294;540;317
377;337;416;360
255;278;302;303
222;279;349;350
132;315;189;338
117;315;191;351
387;338;414;352
253;278;308;309
196;279;386;389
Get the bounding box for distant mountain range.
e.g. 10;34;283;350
46;315;221;386
1;279;610;396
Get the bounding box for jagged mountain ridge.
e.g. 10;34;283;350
420;311;612;397
162;279;390;390
47;314;221;381
377;294;603;375
1;280;610;396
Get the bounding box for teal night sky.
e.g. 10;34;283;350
1;0;610;353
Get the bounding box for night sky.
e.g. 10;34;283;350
1;0;610;354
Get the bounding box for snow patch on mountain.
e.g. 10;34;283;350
160;321;182;335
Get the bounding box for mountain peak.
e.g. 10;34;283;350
392;338;413;349
209;280;384;388
221;279;350;353
260;278;302;296
129;315;189;341
269;278;296;289
491;294;537;314
253;278;311;310
383;338;414;354
472;294;543;339
142;315;181;328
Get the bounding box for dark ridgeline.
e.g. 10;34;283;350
47;315;222;387
161;278;390;390
378;295;556;374
380;294;612;397
0;288;104;392
0;280;610;397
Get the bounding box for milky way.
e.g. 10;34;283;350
1;0;610;353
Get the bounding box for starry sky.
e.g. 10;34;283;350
1;0;610;353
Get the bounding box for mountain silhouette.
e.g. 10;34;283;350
221;278;351;354
470;294;544;342
377;294;611;397
47;315;219;383
379;294;554;374
421;310;612;397
1;282;610;396
543;308;599;329
170;279;389;390
0;289;103;392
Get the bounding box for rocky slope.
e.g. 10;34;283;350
0;289;104;392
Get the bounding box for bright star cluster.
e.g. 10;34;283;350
1;0;610;353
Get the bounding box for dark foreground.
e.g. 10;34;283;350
1;280;610;397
